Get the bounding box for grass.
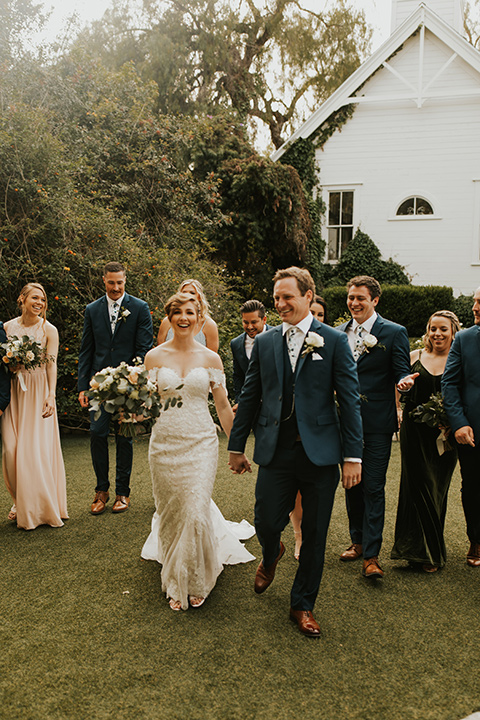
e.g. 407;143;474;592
1;434;479;720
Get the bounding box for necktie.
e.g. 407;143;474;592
111;302;119;332
353;325;364;361
287;326;300;371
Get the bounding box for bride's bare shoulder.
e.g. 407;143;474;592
145;345;169;370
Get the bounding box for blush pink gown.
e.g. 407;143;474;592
2;318;68;530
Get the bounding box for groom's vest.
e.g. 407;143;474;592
278;337;299;448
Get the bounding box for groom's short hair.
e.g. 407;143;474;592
273;267;315;297
347;275;382;300
103;261;126;275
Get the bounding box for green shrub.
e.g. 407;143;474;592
453;294;474;329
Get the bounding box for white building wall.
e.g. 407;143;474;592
318;32;480;295
392;0;465;33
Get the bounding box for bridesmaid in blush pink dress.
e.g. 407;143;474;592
2;283;68;530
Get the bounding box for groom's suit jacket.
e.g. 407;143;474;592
230;326;271;402
228;318;363;467
337;314;411;435
0;322;11;411
442;325;480;440
77;293;153;392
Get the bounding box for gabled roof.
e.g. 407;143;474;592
272;2;480;161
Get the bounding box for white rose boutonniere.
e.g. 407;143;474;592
119;307;131;322
301;332;325;357
361;333;386;354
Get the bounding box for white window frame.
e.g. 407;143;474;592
389;193;441;221
322;183;362;263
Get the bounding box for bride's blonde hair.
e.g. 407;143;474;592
165;292;201;321
17;283;48;321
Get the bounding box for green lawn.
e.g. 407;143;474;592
1;434;478;720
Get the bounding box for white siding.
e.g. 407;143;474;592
318;29;480;295
392;0;464;33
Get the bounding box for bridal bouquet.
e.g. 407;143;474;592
85;360;182;437
409;392;453;454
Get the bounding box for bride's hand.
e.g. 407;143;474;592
228;453;252;475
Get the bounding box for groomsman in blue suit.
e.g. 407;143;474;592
337;276;416;579
442;287;480;568
78;261;153;515
230;299;270;409
229;267;363;637
0;322;11;416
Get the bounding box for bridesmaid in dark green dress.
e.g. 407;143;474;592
391;311;461;572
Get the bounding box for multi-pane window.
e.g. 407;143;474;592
396;197;434;215
327;191;354;261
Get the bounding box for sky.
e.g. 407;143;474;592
35;0;393;53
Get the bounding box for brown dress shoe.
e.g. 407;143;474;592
467;542;480;567
362;557;384;579
112;495;131;513
340;543;363;561
289;609;321;637
254;541;285;594
91;491;109;515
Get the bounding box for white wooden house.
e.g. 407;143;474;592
272;0;480;295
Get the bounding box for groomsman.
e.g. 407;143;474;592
0;321;11;415
230;299;270;409
229;267;363;636
337;276;416;579
78;261;153;515
442;287;480;567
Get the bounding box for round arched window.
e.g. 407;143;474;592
396;197;434;216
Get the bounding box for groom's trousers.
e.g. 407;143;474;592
255;438;339;612
90;406;133;496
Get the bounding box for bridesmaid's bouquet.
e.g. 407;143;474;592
85;360;182;437
0;335;48;373
410;392;453;454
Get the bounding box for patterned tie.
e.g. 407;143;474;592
111;302;119;333
353;325;364;361
287;326;300;371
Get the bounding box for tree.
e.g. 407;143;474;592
72;0;372;148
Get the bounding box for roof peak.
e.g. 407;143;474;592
392;0;465;34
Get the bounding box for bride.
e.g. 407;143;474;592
141;291;255;610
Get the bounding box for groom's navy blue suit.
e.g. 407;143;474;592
0;322;11;412
228;317;363;610
78;293;153;496
337;314;411;559
442;325;480;544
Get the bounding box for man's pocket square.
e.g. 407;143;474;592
312;353;323;361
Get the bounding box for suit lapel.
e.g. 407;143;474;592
357;314;383;365
295;319;321;377
100;296;112;336
112;293;130;338
272;326;285;384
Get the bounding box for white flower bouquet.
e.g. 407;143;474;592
85;360;182;437
0;335;49;372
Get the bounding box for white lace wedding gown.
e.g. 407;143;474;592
141;366;255;609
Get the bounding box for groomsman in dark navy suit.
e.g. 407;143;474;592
0;322;11;416
442;287;480;567
229;267;363;636
78;261;153;515
337;276;417;579
230;300;270;409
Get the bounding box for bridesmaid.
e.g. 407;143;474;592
391;310;460;572
157;279;219;351
2;283;68;529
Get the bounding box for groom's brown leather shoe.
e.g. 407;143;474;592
362;557;384;579
289;609;321;637
254;541;285;594
112;495;130;513
91;491;109;515
467;542;480;567
340;543;363;561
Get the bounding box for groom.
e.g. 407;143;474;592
78;261;153;515
229;267;363;637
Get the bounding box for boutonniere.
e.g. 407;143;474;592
301;331;325;357
118;307;131;323
362;333;385;353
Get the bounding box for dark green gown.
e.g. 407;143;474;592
391;358;458;567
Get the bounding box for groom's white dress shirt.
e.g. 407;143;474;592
346;311;377;357
107;293;125;333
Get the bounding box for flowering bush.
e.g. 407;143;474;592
85;360;182;437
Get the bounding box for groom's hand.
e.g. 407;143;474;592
341;461;362;489
228;453;252;475
78;391;90;408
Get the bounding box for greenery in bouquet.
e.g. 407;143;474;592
409;392;453;452
0;335;48;373
85;360;183;437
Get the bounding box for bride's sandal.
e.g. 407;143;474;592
168;599;182;611
294;531;302;561
8;505;17;521
189;596;205;608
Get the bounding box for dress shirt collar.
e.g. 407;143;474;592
106;293;125;311
352;311;377;334
282;312;313;337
